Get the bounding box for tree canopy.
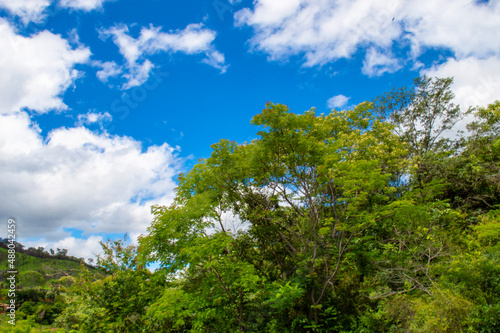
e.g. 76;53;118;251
8;76;499;332
135;78;500;332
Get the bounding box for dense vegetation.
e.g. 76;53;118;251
0;245;102;332
2;76;499;332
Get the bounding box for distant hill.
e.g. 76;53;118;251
0;244;104;330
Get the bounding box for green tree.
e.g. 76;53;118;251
20;271;45;289
139;102;408;331
373;76;465;157
408;100;500;212
47;80;495;332
96;236;139;272
56;237;164;332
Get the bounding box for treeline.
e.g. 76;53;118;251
14;76;500;332
0;239;89;266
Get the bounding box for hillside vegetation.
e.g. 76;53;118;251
0;247;91;280
0;244;102;332
2;76;499;332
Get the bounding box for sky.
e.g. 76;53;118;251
0;0;499;261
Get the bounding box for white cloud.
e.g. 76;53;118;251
237;0;302;26
0;0;50;23
327;94;350;109
201;50;228;73
59;0;110;11
423;56;500;110
76;111;112;126
362;47;402;77
0;111;182;246
0;20;181;260
102;23;227;88
0;19;90;114
400;0;500;60
235;0;402;66
93;60;123;82
0;0;113;22
122;60;154;90
235;0;500;77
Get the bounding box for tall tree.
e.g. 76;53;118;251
373;76;465;157
139;102;408;331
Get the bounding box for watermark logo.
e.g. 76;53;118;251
6;218;17;326
107;70;170;128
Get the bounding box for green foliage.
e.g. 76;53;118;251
136;93;500;331
411;101;500;212
139;101;410;331
56;243;163;332
0;247;91;282
474;210;500;248
373;76;465;156
266;281;305;310
4;78;498;332
410;288;473;332
96;236;139;272
19;271;45;289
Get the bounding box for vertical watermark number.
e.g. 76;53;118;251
6;218;16;325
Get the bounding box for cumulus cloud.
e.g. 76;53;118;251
201;50;228;73
0;111;181;249
235;0;402;66
22;236;105;261
401;0;500;59
235;0;500;63
327;94;350;109
76;111;112;127
122;60;154;90
93;60;123;82
0;0;113;22
362;47;402;77
423;57;500;110
102;23;227;88
0;20;182;260
235;0;500;89
0;19;90;114
0;0;50;23
59;0;110;11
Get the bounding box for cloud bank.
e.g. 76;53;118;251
0;112;180;240
236;0;500;108
0;0;50;23
0;19;90;114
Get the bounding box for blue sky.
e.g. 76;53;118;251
1;0;499;260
